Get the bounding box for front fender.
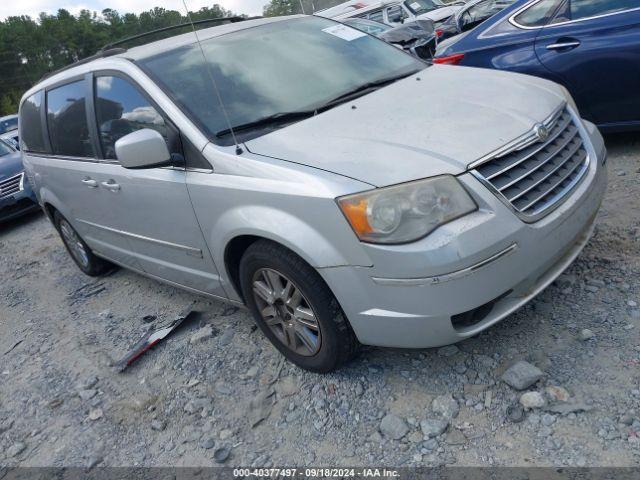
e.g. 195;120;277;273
211;204;373;300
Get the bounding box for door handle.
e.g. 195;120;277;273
81;178;98;188
101;180;121;192
546;40;580;51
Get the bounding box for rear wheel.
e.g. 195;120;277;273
54;211;112;276
239;240;359;373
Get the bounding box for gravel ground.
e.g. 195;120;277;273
1;133;639;468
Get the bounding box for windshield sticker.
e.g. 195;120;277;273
410;2;421;9
322;24;367;41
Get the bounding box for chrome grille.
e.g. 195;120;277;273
0;173;23;199
473;108;589;219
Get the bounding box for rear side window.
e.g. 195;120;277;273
565;0;637;20
46;80;93;157
20;92;47;153
94;76;168;160
513;0;563;27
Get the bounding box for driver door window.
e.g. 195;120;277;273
94;75;168;160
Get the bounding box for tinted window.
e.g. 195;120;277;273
566;0;637;20
95;76;168;160
0;116;18;134
386;6;407;23
513;0;563;26
139;17;423;145
21;92;47;153
47;80;93;157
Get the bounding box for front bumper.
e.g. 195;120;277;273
0;174;39;222
321;121;607;348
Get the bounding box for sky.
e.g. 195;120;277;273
0;0;267;21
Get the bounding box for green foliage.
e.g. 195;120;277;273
0;4;235;116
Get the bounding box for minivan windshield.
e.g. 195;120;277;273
139;17;425;145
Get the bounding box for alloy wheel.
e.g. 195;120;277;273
251;268;321;356
59;219;90;268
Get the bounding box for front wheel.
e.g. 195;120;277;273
239;240;359;373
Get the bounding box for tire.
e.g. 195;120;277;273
53;211;113;277
239;240;359;373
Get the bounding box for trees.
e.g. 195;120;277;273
0;4;235;116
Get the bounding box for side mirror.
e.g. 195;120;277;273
115;129;172;169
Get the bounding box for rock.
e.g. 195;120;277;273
79;389;97;400
628;300;638;308
190;325;215;344
86;455;103;469
423;438;439;450
420;418;449;438
275;376;299;398
520;391;546;410
200;437;215;449
545;386;570;403
506;404;525;423
501;361;543;390
214;446;231;463
249;389;275;427
184;398;211;415
437;345;459;357
7;442;26;457
79;375;99;390
579;329;595;341
88;408;103;421
585;285;599;293
619;414;634;426
218;329;234;346
219;429;233;440
379;414;409;440
355;383;364;396
151;419;166;431
541;413;556;426
431;394;459;419
445;429;466;446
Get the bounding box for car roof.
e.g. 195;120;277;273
23;15;302;99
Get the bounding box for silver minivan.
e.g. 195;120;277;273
20;15;607;372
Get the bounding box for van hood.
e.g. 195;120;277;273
245;65;567;187
417;5;461;22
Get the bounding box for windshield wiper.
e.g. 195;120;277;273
215;71;418;138
216;110;317;138
318;71;418;109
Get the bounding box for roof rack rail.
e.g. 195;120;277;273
39;48;127;81
101;16;253;51
39;16;259;82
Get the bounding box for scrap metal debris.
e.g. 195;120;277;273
115;308;199;372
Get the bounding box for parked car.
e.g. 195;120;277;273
1;130;20;150
0;114;18;135
436;0;515;40
0;138;39;222
434;0;640;132
317;0;464;26
344;17;437;59
21;15;606;372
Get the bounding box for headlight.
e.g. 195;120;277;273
19;171;25;190
337;175;477;244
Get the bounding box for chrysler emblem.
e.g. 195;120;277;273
534;123;549;142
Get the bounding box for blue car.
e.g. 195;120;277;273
434;0;640;132
0;138;39;222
